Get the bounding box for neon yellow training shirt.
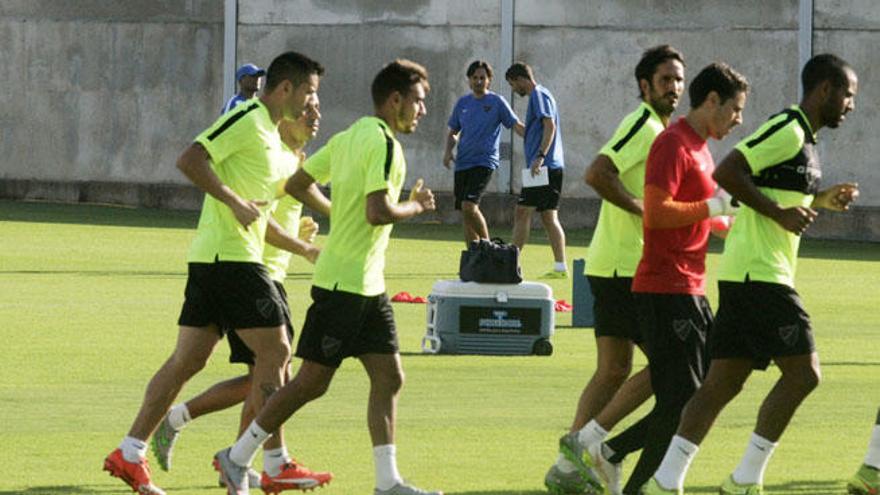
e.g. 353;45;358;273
586;102;664;277
189;100;287;263
719;106;820;287
303;116;406;296
263;144;305;283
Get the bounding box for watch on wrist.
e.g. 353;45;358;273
537;151;546;158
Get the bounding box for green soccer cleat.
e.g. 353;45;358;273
151;414;180;471
639;478;682;495
544;464;601;494
558;433;604;493
848;464;880;495
719;475;763;494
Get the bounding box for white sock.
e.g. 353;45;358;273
865;425;880;468
555;453;579;473
577;420;609;450
120;436;147;463
230;421;270;467
732;433;777;485
167;404;192;431
373;444;403;490
264;446;290;477
554;261;567;272
654;435;699;490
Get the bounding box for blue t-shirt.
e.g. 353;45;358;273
447;92;519;171
221;93;248;114
524;85;564;169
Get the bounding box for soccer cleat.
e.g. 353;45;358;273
544;464;600;494
374;482;443;495
103;448;166;495
150;415;180;471
639;478;681;495
848;464;880;495
719;475;763;494
558;432;604;493
589;442;622;495
540;270;569;280
260;461;333;493
218;468;261;489
213;448;249;495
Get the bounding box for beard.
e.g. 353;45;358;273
649;92;677;117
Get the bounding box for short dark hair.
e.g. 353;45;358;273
264;51;324;91
505;62;533;81
371;59;430;107
802;53;853;94
688;62;749;108
466;60;494;79
634;44;685;98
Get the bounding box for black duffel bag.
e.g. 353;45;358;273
459;237;522;284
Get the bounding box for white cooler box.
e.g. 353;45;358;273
421;280;555;356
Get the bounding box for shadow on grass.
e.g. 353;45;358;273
450;491;546;495
686;478;843;493
1;199;199;230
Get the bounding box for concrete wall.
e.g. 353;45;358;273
2;0;878;240
0;0;223;186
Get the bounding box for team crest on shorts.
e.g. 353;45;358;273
778;324;800;347
322;336;343;357
256;298;274;318
672;319;697;341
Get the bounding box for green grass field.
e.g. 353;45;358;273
1;199;878;495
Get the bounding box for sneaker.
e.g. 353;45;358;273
540;270;569;280
374;481;443;495
639;477;681;495
558;432;603;493
544;464;599;494
719;475;763;494
103;448;166;495
218;468;261;489
213;448;249;495
589;442;622;495
848;464;880;495
260;461;333;493
151;415;179;471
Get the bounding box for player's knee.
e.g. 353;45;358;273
373;368;405;395
295;374;330;402
783;363;821;394
168;351;208;379
254;340;292;368
596;361;631;387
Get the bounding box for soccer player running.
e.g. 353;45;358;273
213;59;442;495
102;51;324;495
545;44;686;495
606;62;747;495
151;101;331;492
444;60;524;244
642;53;859;495
850;408;880;494
505;62;569;279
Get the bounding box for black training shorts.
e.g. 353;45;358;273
295;286;399;368
454;166;494;210
227;281;295;365
518;167;563;211
588;275;642;344
710;280;815;370
636;292;713;394
178;261;285;331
